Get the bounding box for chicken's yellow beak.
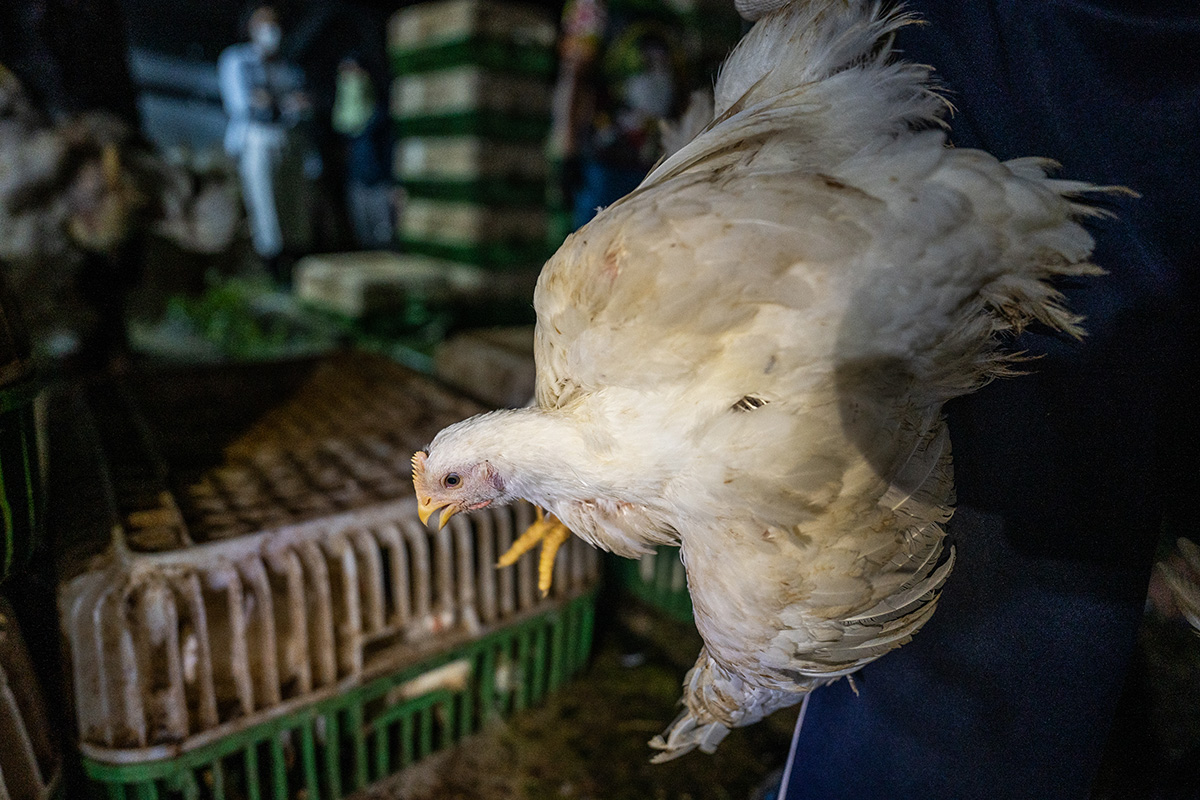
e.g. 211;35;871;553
412;449;460;530
416;496;461;530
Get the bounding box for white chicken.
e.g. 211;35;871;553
413;0;1107;761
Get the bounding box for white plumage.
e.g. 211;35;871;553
414;0;1107;761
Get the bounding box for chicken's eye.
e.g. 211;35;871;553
443;473;461;488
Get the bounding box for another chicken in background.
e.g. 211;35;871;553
0;64;241;367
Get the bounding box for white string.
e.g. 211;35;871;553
775;691;811;799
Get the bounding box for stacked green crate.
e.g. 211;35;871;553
388;0;557;270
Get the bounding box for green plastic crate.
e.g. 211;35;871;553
0;376;41;585
387;0;556;77
81;590;596;800
390;39;556;78
401;178;547;207
394;136;549;187
615;546;694;624
392;110;550;142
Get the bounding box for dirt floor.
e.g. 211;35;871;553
350;597;798;800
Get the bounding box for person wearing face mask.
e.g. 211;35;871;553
218;4;315;281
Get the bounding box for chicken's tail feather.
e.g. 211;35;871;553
648;709;731;763
714;0;928;117
635;0;945;195
649;646;817;762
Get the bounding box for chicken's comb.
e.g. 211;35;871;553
411;450;427;479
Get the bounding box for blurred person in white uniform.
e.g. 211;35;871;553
219;5;317;280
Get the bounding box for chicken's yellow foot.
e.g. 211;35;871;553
496;507;572;597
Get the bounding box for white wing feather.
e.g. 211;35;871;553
528;0;1105;760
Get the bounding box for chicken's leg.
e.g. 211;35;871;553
497;507;571;596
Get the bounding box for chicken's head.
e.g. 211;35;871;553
411;447;505;530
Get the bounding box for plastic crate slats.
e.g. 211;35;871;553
373;525;409;628
139;580;189;742
349;531;385;634
66;502;600;750
84;593;595;798
397;519;433;630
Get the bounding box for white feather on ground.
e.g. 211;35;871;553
415;0;1110;761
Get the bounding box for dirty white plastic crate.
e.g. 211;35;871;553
387;0;556;54
58;355;600;755
63;497;598;752
394;137;548;184
293;251;486;318
390;67;551;120
0;597;61;800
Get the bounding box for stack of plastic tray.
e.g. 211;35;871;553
388;0;556;270
56;353;601;799
1;597;61;800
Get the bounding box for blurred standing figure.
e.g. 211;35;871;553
332;55;392;249
219;5;315;280
551;0;685;231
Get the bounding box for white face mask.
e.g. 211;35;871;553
251;22;281;55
